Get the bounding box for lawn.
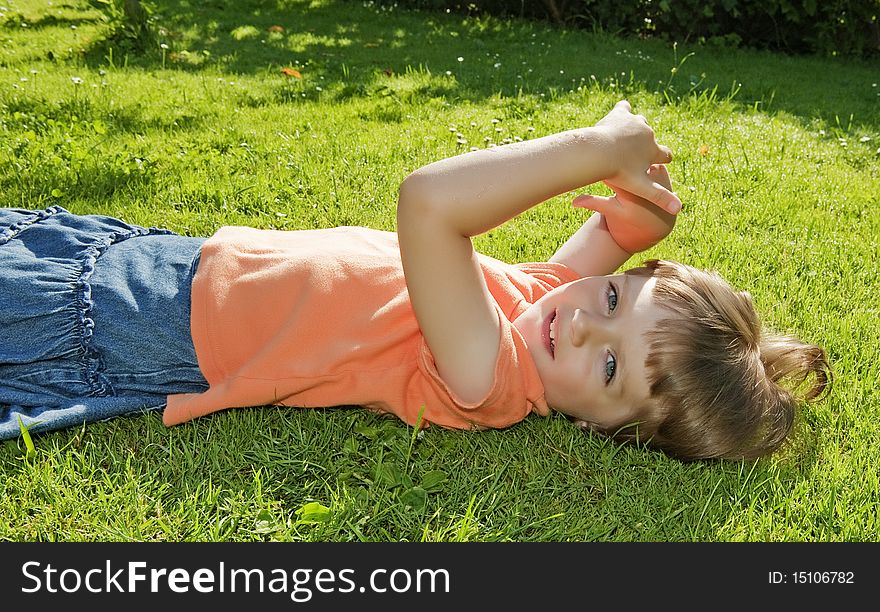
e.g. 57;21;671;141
0;0;877;542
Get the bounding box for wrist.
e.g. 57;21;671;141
577;126;618;183
598;213;637;256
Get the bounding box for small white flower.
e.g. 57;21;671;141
457;56;463;62
160;43;169;50
70;76;83;84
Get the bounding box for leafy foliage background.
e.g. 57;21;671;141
383;0;880;58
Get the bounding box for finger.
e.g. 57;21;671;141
572;194;617;215
650;182;682;215
632;178;681;215
634;114;648;124
615;99;632;113
656;144;673;164
647;164;672;189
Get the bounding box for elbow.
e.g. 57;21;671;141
397;169;441;232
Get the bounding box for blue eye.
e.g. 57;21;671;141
605;352;617;384
607;283;618;313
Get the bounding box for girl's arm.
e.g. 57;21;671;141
550;163;677;277
396;101;678;403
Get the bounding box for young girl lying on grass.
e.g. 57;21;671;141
0;100;830;461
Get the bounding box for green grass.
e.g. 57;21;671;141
0;0;878;542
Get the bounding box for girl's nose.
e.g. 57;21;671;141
571;308;610;348
570;308;591;347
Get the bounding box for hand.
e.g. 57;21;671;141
593;100;682;215
572;164;677;255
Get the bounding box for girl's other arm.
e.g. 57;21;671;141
549;212;631;278
397;101;677;403
551;163;677;277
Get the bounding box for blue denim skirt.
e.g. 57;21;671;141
0;206;209;440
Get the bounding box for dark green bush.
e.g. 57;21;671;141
381;0;880;59
88;0;158;52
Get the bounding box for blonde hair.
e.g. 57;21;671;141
594;259;831;461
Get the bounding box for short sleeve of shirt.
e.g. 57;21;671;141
412;260;579;430
513;261;581;290
415;304;551;430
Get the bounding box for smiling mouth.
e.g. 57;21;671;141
545;309;558;358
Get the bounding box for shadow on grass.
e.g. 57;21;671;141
77;0;880;131
1;92;208;135
9;12;101;31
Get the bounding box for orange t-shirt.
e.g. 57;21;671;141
162;226;580;430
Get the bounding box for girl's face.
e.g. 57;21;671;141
513;273;667;431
